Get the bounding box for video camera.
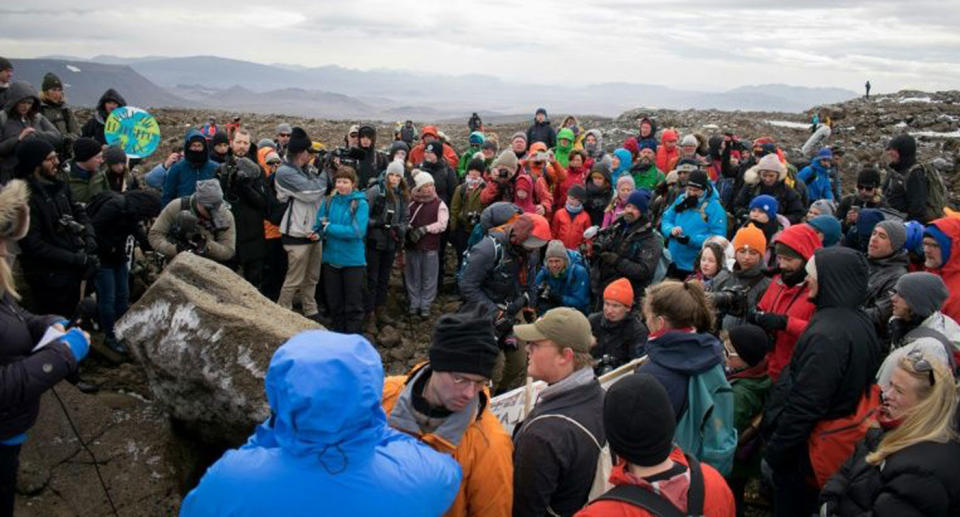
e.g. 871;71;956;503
169;210;206;254
331;146;366;170
58;214;88;247
708;285;750;318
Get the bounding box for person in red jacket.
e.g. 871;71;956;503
750;223;822;381
923;217;960;323
555;150;587;210
576;373;736;517
408;125;459;169
552;185;592;250
655;129;680;173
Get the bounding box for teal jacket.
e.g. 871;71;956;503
315;190;369;267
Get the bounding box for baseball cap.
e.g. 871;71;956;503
513;307;595;352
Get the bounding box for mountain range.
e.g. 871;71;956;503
13;55;858;120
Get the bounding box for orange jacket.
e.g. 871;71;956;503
408;126;460;169
258;147;281;240
575;449;736;517
656;130;680;173
552;207;592;250
382;365;514;517
522;142;566;188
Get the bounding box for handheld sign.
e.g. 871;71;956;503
104;106;162;159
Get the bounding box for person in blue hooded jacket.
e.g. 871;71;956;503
610;147;633;184
180;331;462;517
533;240;590;314
162;128;218;205
660;168;727;278
797;148;835;202
313;166;369;334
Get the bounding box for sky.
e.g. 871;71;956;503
3;0;960;93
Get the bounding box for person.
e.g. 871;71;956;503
148;179;236;264
102;145;137;192
510;132;529;161
589;278;647;373
884;134;934;223
751;223;821;381
66;137;106;203
88;190;162;353
0;179;92;516
575;373;736;517
512;308;604;517
217;132;267;287
405;171;449;318
805;198;835;220
864;80;871;98
630;140;664;191
864;220;909;341
745;194;782;260
797;147;836;202
602;175;635;228
180;331;462;517
922;217;960;323
526;107;556;149
734;154;805;224
80;88;125;146
356;125;388;188
609;147;633;185
258;149;286;301
273;122;292;157
762;247;882;517
399;120;417;147
468;112;482;133
364;160;408;333
200;116;218;142
312;166;369;333
552;127;575;168
0;57;11;105
15;139;96;317
458;131;485;177
480;150;520;205
591;189;662;309
807;214;842;247
381;310;514;517
450;157;486;271
554;149;588;210
533;240;590;315
582;129;605;166
584;165;612;227
711;225;771;330
661;169;727;278
208;131;230;164
819;352;960;517
0;81;61;183
656;129;680;173
224;116;241;141
409;125;459;170
651;160;697;227
418;140;459;282
552;184;591;250
836;167;886;232
161;129;218;205
691;241;730;289
38;72;80;162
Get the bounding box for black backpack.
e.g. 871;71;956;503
591;452;705;517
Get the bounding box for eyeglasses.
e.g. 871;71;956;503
450;374;491;390
907;349;935;386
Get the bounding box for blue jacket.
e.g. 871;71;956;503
797;157;835;201
660;192;727;272
162;129;218;205
315;190;369;267
636;330;724;417
180;331;462;517
533;261;591;314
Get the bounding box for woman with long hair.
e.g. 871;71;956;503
363;160;409;333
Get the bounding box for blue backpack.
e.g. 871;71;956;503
673;363;738;476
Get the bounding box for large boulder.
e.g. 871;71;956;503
115;253;319;445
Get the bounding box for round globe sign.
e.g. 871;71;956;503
104;106;162;159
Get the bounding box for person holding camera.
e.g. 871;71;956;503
148;179;236;264
450;157;487;272
660;168;727;279
218;131;268;288
404;171;449;318
533;240;590;315
709;224;771;331
588;277;648;374
364;159;409;333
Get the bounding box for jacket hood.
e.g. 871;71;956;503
480;201;522;230
647;331;722;375
638;117;658;138
928;217;960;274
813;247;869;309
96;88;126;113
3;81;41;116
584;129;604;149
183;128;208;153
774;224;821;260
887;134;917;170
264;331;387;457
557;128;575;148
528;142;548;155
421;125;439;139
613;148;633;176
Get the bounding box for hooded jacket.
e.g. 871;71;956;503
592;216;663;306
584;171;611;227
926;217;960;323
366;178;409;251
797;156;835;202
734;170;805;224
660;190;728;272
275;159;327;242
533;259;591;314
526;116;557;149
316;190;369;267
883;134;927;221
80;88;126;146
655;130;680;173
611;148;633;185
0;81;62;180
630;161;665;191
356;128;389;188
583;129;605;162
637;117;659;149
39;92;80;154
218;156;268;262
551;204;592;251
553;128;575;168
89;190;161;267
161;129;218;205
408;126;459;169
763;247;881;470
637;330;725;417
180;332;462;516
864;250;910;339
148;195;236;263
66;159;108;204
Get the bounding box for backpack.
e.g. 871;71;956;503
457;234;503;284
917;162;949;222
591;452;705;517
673;363;737;476
566;248;587;271
652;232;672;284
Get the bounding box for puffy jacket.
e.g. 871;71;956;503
456;145;481;177
733;175;805;224
655;144;679;174
180;332;462;517
711;263;771;331
383;364;514;517
408;128;459;169
592;217;663;305
926;217;960;323
757;275;817;382
161;129;218;205
584;178;611;227
762;247;882;470
18;175;95;285
660;192;727;272
552;207;592;251
527;119;557;149
797;157;835;201
589;312;648;368
864;251;909;340
218;156;268;262
0;81;62;180
552;128;575;168
533;260;590;314
365;180;408;252
316;190;369;267
636;330;725;417
80;88;126;146
275;161;327;241
630;163;664;191
89;191;160;267
555;165;587;211
148;196;236;263
820;427;960;517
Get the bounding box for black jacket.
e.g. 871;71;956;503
589;312;648;370
882;135;927;222
365;180;408;252
417;160;459;209
820;428;960;517
526;120;557;149
837;193;888;232
513;370;605;517
762;247;882;469
864;251;909;341
81;88;126;146
591;216;663;306
458;228;525;313
88;190;161;267
217;156;267;262
0;294;78;440
734;180;805;224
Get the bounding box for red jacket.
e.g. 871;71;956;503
552;208;592;250
926;217;960;323
655;130;679;173
555;166;587;210
575;448;736;517
408;126;459;169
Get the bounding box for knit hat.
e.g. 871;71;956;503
481;140;498;152
535;107;547;117
904;220;925;255
514;307;594;353
511;131;528;145
756;153;784;175
0;57;11;71
637;139;657;154
567;184;587;203
276;123;292;135
386;159;405;177
875;220;907;253
892;272;950;319
626;188;650;213
544;240;568;262
856;167;881;189
773;223;821;260
194;179;224;209
265;151;282;165
411;170;435;192
816;147;833;160
258;138;276;151
429;307;499;378
604;373;676;467
358;125;376;139
603;278;634;307
810;199;835;218
733;224;767;253
41;72;63;91
807;215;842;247
287;127;311;155
856;209;886;250
749;194;779;222
468;131;485;145
687;169;709;190
73;137;102;162
661;129;678;143
727;324;770;367
492;150;519;172
924;224;953;264
680;134;698;147
616;174;636;191
211;131;229;147
15;138;55;176
103;145;126;165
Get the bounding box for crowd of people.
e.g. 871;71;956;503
1;55;960;517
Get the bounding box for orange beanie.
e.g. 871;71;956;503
603;278;634;307
733;224;767;253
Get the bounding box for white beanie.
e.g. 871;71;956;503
412;170;435;191
757;154;784;175
681;134;698;147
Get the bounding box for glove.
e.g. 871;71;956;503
408;226;427;244
750;311;788;331
675;234;690;245
59;327;89;362
600;252;619;266
494;312;514;337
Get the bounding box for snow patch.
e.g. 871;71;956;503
899;97;932;104
236;346;266;379
701;124;720;130
764;120;809;130
894;121;908;129
65;65;81;73
909;130;960;138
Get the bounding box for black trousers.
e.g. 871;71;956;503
26;274;82;319
365;245;397;312
771;453;818;517
260;239;287;301
450;228;470;272
0;444;20;517
322;265;365;333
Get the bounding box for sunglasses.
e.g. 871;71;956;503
907;349;935;386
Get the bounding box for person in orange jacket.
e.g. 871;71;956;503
257;146;286;301
409;125;459;170
522;142;565;190
381;309;513;517
656;129;680;173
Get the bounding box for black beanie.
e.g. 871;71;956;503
727;324;770;367
856;167;881;188
604;373;676;467
15;138;55;176
425;141;444;158
103;145;127;165
429;308;499;378
42;72;63;91
211;131;229;147
467;157;486;174
0;57;11;71
687;168;709;190
73;137;102;162
287;127;311;155
567;184;586;202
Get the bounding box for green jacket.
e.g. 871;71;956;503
630;163;665;191
39;99;80;152
449;182;487;233
457;145;482;177
730;372;771;433
66;162;108;204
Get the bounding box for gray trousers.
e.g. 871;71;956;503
404;249;438;311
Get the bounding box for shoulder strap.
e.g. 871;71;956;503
684;452;705;516
520;414;602;450
594;485;685;517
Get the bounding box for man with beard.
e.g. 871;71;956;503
356;125;388;188
162;129;219;205
217;129;267;288
274;123;292;157
582;129;604;166
629;140;664;190
592;189;663;308
862;220;909;343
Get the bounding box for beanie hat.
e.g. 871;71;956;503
15;138;55;176
535;107;547;117
424;141;444;158
875;220;907;253
661;129;678;143
892;272;950;319
856;209;886;250
816;147;833;160
727;324;771;367
756;153;784;175
773;223;821;260
637;139;657;154
194;179;224;209
42;72;63;91
468;131;485;145
73;137;102;163
810;199;835;217
386;159;405;177
626;188;650;213
103;145;126;165
544;240;568;262
616;174;636;191
807;215;842;247
429;308;499;378
733;224;767;253
511;131;528;145
258;138;276;151
664;170;679;185
0;57;11;71
603;278;634;307
265;151;282;165
623;137;638;155
904;220;925;255
567;184;587;203
287;127;311;155
604;373;676;467
924;224;953;265
856;167;881;188
492;150;519;172
276;123;292;135
749;194;779;222
358;125;376;139
211;131;229;147
687;169;709;190
680;134;698;147
411;170;435;192
481;140;498;152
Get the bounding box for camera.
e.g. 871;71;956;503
466;210;480;227
595;354;618;376
535;152;549;162
57;214;88;248
496;167;510;179
709;285;750;318
537;282;552;302
591;225;617;254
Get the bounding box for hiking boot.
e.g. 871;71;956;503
73;379;100;394
419;308;430;319
105;336;128;355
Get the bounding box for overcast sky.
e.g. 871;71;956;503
4;0;960;93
